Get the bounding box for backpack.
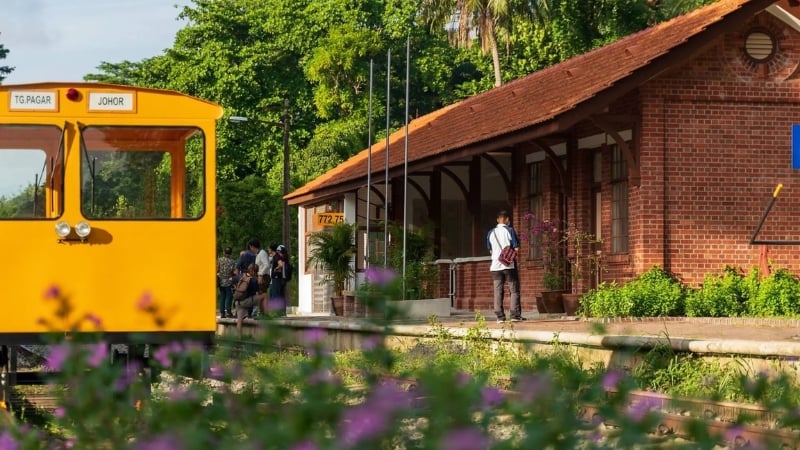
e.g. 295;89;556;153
283;260;293;281
233;274;251;301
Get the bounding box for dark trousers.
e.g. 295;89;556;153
268;278;287;316
492;268;521;320
218;285;233;315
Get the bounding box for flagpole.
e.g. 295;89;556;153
384;49;391;268
402;36;410;300
366;59;374;269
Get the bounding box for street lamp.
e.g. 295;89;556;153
228;98;291;250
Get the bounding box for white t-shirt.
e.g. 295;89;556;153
255;249;271;277
488;224;515;272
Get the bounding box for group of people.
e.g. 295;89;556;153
216;238;291;338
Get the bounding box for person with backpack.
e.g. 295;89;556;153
232;263;262;339
267;244;291;317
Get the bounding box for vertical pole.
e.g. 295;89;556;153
384;50;391;267
402;36;410;299
366;60;374;268
282;97;290;250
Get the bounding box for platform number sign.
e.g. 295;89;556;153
793;124;800;170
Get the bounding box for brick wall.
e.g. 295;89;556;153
637;12;800;285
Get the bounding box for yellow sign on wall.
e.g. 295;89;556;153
313;212;345;230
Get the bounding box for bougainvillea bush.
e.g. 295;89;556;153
3;274;800;449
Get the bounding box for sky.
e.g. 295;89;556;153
0;0;189;84
0;1;189;197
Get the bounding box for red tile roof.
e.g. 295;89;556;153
287;0;778;205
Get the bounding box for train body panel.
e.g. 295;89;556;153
0;83;222;341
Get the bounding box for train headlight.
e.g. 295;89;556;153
55;221;71;238
75;221;92;239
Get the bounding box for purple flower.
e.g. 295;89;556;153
54;407;66;419
365;267;396;286
456;371;472;386
86;343;108;368
115;360;142;392
516;374;550;403
268;297;286;311
43;285;60;300
153;345;172;368
305;327;326;343
0;431;18;450
481;387;504;409
338;404;389;447
627;396;658;422
602;369;626;391
361;334;382;351
370;381;412;411
46;344;71;371
131;434;184;450
441;427;490;450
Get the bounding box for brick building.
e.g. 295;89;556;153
286;0;800;315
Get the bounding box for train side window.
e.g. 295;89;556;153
80;126;206;220
0;124;64;219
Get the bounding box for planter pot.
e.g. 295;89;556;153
331;296;344;316
343;291;356;317
562;293;581;316
539;290;566;314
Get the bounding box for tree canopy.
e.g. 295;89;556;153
4;0;716;253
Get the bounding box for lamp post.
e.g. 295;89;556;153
229;97;291;250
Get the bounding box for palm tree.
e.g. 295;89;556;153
420;0;510;87
421;0;552;87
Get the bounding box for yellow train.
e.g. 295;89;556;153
0;83;222;343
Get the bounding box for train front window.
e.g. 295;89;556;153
80;126;206;219
0;124;64;219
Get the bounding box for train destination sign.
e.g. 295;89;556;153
88;92;136;112
9;91;58;111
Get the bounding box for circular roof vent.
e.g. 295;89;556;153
744;29;776;62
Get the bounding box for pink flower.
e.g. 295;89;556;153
338;404;389;447
441;427;490;450
86;343;108;368
0;431;18;450
602;369;626;391
481;386;504;409
304;327;325;343
153;346;172;368
365;267;396;286
137;292;154;311
43;285;61;300
361;334;382;350
45;344;70;371
54;407;66;419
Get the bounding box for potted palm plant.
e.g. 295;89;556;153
306;222;356;316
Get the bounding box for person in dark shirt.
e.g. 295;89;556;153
268;244;290;317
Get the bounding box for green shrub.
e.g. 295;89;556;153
620;266;685;317
685;266;749;317
748;269;800;317
579;282;630;317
